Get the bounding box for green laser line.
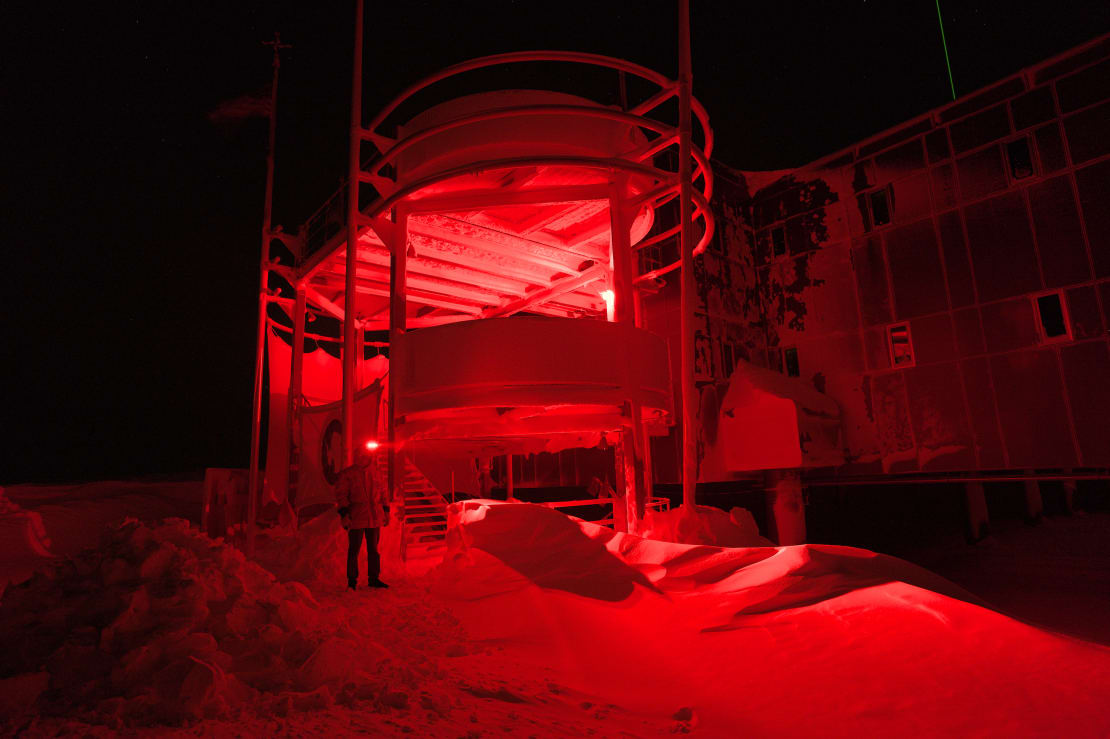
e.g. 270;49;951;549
935;0;957;100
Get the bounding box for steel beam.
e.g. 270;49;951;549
678;0;696;511
481;262;607;318
341;0;364;469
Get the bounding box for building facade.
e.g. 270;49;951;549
647;34;1110;489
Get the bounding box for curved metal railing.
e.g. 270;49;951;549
303;51;715;282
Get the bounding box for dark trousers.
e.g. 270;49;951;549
347;527;381;584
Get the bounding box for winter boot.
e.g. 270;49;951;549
367;578;389;589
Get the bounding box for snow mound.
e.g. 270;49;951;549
0;487;56;592
0;480;203;593
0;518;465;730
435;500;1110;737
253;507;414;587
438;500;966;605
641;503;773;548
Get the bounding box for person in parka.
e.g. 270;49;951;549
334;442;390;590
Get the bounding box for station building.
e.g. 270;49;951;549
259;33;1109;554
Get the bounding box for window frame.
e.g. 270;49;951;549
860;184;895;232
770;225;788;260
887;322;916;368
1004;134;1038;184
721;340;737;378
782;346;800;378
1032;289;1072;344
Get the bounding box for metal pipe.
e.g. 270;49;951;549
678;0;696;511
247;33;287;556
342;0;364;469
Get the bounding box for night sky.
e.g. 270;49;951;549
4;1;1108;484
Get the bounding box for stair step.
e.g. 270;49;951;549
406;520;446;528
406;512;446;521
407;543;447;556
408;544;446;553
407;537;446;547
407;538;446;547
405;504;443;513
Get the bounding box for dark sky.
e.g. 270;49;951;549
3;1;1108;483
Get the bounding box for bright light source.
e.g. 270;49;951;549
600;289;615;322
365;440;380;451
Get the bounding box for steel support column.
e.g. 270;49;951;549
610;176;646;534
677;0;697;511
965;481;990;542
287;284;306;506
341;0;364;469
387;209;408;508
1023;471;1044;523
765;469;806;545
1061;478;1077;514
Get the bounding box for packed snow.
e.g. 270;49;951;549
2;484;1109;736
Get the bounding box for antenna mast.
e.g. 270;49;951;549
247;31;292;556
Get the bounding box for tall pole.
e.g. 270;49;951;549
342;0;365;469
678;0;697;511
610;175;646;534
247;31;291;555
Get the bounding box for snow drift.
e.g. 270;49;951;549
4;493;1109;736
641;503;772;548
436;500;1110;737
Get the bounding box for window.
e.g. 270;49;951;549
771;226;787;258
860;185;894;232
869;187;892;227
1006;137;1035;181
722;341;737;378
1035;291;1070;342
783;347;800;377
888;323;915;367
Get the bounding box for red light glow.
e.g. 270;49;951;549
600;289;615;322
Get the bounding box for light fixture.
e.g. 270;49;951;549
600;289;615;322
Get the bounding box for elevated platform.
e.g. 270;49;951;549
295;51;714;330
392;316;672;446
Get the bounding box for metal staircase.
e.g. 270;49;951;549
398;456;448;559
